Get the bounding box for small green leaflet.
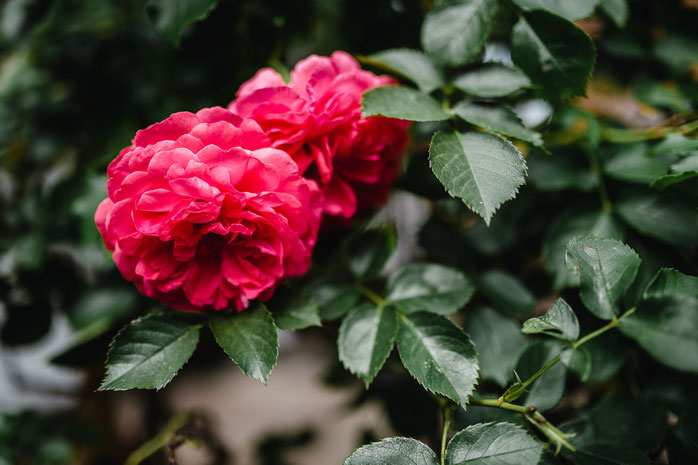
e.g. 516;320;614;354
421;0;498;67
307;277;359;321
467;307;526;387
603;143;678;184
146;0;220;46
209;303;278;383
512;0;601;21
429;131;527;225
386;262;475;315
651;154;698;190
560;347;592;382
366;49;444;93
362;86;451;121
565;236;641;320
542;209;624;290
515;341;566;411
344;437;438;465
397;312;479;407
619;296;698;373
561;394;667;453
452;63;531;98
453;101;544;148
527;151;597;192
269;289;321;331
338;304;398;386
511;11;596;101
562;444;651;465
479;270;536;315
616;191;698;248
522;298;579;341
600;0;629;27
348;226;397;281
650;133;698;155
445;422;544;465
643;268;698;300
99;313;201;391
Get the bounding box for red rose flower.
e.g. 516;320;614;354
95;107;323;312
229;51;410;218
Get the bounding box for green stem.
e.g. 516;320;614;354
124;412;192;465
572;307;636;349
440;406;453;465
500;307;637;404
471;398;575;453
471;397;529;414
354;282;386;308
585;148;612;213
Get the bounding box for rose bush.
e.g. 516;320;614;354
229;51;410;217
95;107;323;312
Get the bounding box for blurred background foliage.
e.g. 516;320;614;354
0;0;697;464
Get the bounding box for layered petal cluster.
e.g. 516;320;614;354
95;107;323;312
229;51;410;217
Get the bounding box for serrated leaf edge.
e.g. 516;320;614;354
99;313;201;391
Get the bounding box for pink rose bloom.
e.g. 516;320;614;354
95;107;323;312
229;51;410;218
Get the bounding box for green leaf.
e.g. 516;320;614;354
650;133;698;155
511;11;596;100
452;63;531;98
632;76;690;112
599;0;629;27
585;334;628;383
515;341;566;411
616;191;698;248
386;262;475;315
344;437;439;465
561;394;667;454
99;313;200;391
522;298;579;341
397;312;479;407
512;0;601;21
362;86;451;121
307;277;360;321
560;347;591;382
651;154;698;190
348;226;397;281
619;296;698;373
269;289;321;331
562;445;651;465
145;0;219;46
453;102;543;147
653;36;698;73
338;304;398;386
643;268;698;300
565;236;641;320
527;151;597;192
542;209;624;290
367;49;444;93
445;422;544;465
209;303;278;383
429;131;527;225
479;270;536;315
421;0;498;67
467;307;527;387
603;143;678;184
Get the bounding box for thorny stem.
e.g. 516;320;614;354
499;307;637;404
440;404;453;465
471;398;576;454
